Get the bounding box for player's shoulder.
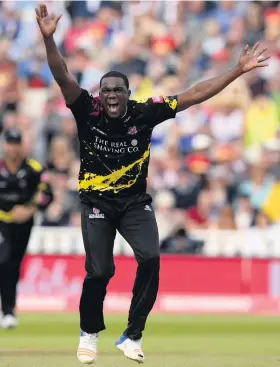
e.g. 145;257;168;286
80;89;101;104
131;96;156;105
131;95;177;110
26;158;43;173
75;89;103;117
128;97;157;113
68;88;100;107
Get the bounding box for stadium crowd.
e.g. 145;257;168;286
0;0;280;253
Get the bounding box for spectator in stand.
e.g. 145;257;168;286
41;194;70;226
243;2;264;46
61;116;79;157
234;194;255;229
161;228;204;255
153;190;184;246
214;206;237;230
171;168;193;210
47;136;73;174
185;188;216;231
253;210;272;229
0;39;18;113
245;93;280;149
17;47;53;89
238;162;275;211
41;173;70;226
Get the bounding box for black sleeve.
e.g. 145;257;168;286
134;95;178;127
35;170;54;211
26;159;43;195
26;162;53;210
66;88;100;126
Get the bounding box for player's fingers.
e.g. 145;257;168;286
258;63;269;67
41;3;46;17
40;3;46;17
256;48;267;58
258;55;271;63
35;8;40;17
55;14;63;24
43;4;48;17
242;44;249;55
252;42;260;55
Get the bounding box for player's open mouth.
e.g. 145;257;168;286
108;103;119;113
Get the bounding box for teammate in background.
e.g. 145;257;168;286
0;128;53;329
36;3;270;364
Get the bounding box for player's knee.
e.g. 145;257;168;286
86;263;115;279
84;271;114;290
137;246;160;263
138;255;160;273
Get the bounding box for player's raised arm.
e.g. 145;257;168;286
35;4;81;105
177;42;270;112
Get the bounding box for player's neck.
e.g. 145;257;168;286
5;157;23;173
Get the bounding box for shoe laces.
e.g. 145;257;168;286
81;332;98;348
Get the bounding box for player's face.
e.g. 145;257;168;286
3;142;22;160
99;77;131;118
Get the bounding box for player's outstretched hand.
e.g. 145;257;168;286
35;3;62;38
238;42;270;73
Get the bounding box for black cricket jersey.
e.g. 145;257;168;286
0;158;53;223
67;89;178;201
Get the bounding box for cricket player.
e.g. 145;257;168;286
0;128;53;328
36;3;270;364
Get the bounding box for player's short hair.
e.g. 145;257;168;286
100;71;129;90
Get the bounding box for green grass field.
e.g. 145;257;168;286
0;313;280;367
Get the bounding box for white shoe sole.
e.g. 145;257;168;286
116;344;145;364
77;348;97;364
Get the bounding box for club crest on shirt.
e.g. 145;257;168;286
128;126;138;135
131;139;138;146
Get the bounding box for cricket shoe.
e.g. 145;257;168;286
115;334;145;363
77;330;98;364
1;314;18;329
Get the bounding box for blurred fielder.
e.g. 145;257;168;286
0;128;53;329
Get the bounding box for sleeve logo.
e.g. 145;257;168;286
152;96;164;103
163;96;178;111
